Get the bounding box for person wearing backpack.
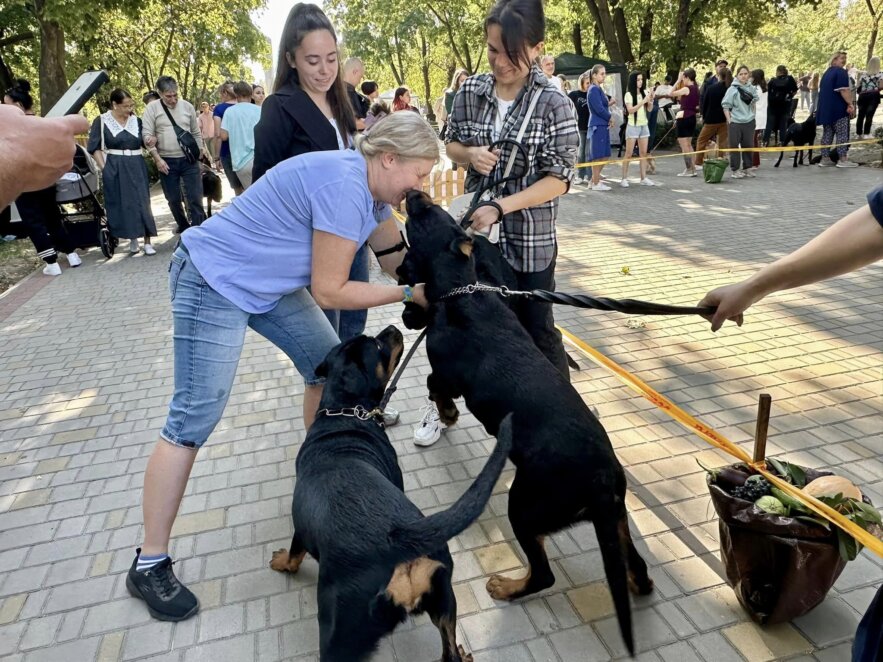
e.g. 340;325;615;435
763;65;797;147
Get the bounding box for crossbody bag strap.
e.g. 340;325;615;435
159;100;183;135
501;87;543;179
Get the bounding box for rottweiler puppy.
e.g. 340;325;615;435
270;325;512;661
397;192;654;656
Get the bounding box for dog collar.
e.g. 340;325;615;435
439;282;517;299
316;405;385;426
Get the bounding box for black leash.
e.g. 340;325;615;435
459;139;531;230
440;283;715;317
378;329;427;413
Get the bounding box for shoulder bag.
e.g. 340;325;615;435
159;101;200;164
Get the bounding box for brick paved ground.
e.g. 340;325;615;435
0;154;881;661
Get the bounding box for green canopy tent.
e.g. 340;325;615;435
552;53;628;78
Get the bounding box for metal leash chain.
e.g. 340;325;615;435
440;282;716;317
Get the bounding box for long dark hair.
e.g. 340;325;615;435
484;0;545;71
626;71;645;122
392;87;410;112
751;69;767;93
5;78;33;112
273;3;355;146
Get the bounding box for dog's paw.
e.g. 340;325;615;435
628;571;655;596
437;401;459;426
269;548;304;573
486;573;529;601
456;644;474;662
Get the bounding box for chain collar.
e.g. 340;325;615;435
440;282;524;299
316;405;385;426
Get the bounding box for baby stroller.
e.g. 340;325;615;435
56;144;117;258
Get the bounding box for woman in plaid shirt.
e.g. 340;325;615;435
414;0;578;446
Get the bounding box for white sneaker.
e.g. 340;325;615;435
65;251;82;267
413;401;446;447
381;407;400;427
639;178;656;186
619;178;630;188
42;262;62;276
676;169;697;177
592;183;612;191
144;244;156;256
731;170;746;179
742;169;756;178
836;160;859;168
129;239;140;253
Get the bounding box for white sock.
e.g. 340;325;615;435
136;553;169;572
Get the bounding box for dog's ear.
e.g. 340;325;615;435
449;236;473;259
405;190;433;218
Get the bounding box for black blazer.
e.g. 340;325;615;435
252;83;342;182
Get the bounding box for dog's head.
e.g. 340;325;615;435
397;191;477;297
315;325;404;407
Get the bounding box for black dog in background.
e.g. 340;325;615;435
270;325;511;661
775;113;817;167
398;191;653;656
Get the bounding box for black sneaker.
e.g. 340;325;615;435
126;548;199;621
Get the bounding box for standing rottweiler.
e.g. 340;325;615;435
271;325;511;661
398;192;653;656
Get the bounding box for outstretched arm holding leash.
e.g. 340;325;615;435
699;188;883;331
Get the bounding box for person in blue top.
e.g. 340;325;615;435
817;51;859;168
587;63;615;191
125;111;438;623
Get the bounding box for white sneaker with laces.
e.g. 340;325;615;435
43;262;62;276
619;178;630;188
65;251;82;267
144;244;156;256
129;239;140;253
413;401;446;447
742;169;756;178
592;183;612;191
836;160;859;168
639;178;656;186
731;170;746;179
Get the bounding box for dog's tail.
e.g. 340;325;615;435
389;414;512;557
594;506;636;656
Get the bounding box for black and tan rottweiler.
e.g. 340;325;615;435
397;192;654;656
270;325;511;661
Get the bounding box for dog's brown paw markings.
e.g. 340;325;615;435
457;644;473;662
270;549;304;573
628;573;655;596
486;573;528;601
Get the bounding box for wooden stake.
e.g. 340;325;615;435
753;393;772;464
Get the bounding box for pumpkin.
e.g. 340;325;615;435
802;475;862;501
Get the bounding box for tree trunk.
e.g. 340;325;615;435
667;0;693;80
638;10;654;64
419;30;433;121
572;22;583;56
592;23;602;59
37;18;67;113
582;0;624;63
866;0;882;63
610;0;635;64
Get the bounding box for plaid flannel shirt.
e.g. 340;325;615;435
446;66;578;272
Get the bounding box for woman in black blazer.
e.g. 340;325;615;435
252;4;356;181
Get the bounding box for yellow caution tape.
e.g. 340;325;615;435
558;326;883;558
575;138;879;169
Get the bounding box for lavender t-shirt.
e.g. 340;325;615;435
182;150;387;314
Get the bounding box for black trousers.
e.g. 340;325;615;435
512;249;570;381
763;104;790;146
857;94;880;135
16;186;73;263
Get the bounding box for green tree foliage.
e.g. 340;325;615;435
0;0;269;113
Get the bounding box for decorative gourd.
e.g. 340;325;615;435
803;475;862;501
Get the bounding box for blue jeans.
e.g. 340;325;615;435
159;157;205;231
161;246;339;448
322;243;369;341
576;129;588;179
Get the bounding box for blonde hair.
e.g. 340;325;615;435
449;68;469;93
829;51;847;67
590;63;606;83
356;111;440;162
578;72;590;90
867;56;881;75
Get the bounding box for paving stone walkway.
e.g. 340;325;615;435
0;154;881;661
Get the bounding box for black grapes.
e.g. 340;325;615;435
731;476;772;501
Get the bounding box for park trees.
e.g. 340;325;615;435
0;0;269;113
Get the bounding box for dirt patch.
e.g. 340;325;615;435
0;239;41;295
